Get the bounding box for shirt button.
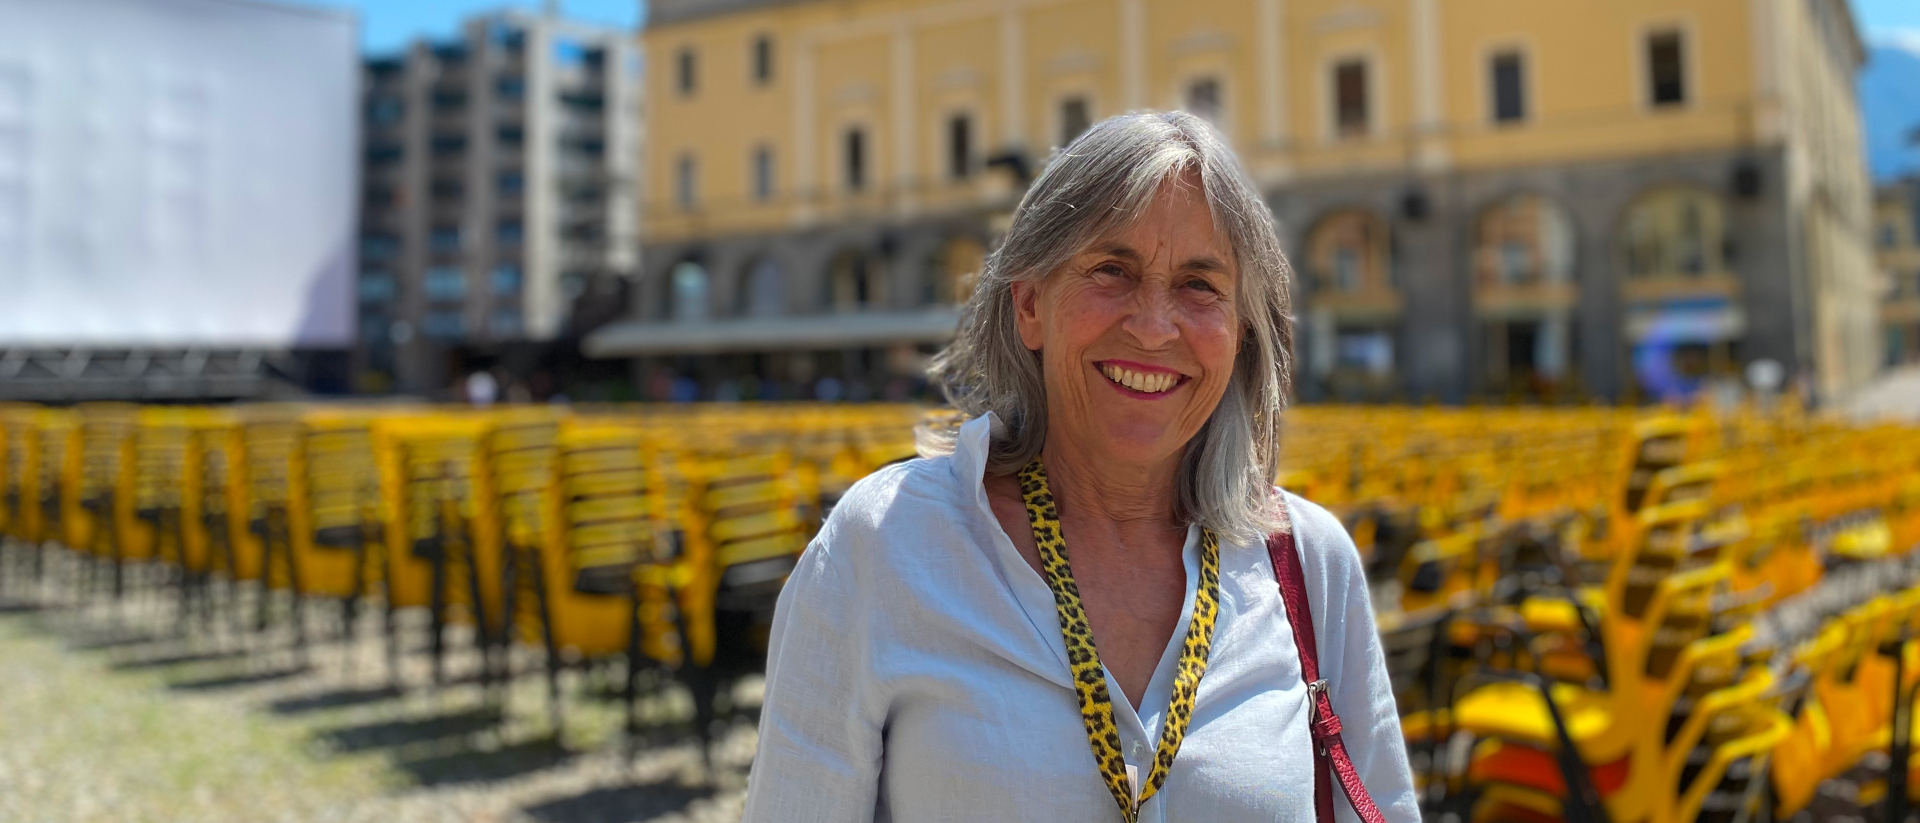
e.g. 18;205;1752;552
1130;740;1147;759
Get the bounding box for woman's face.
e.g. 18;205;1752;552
1013;172;1241;471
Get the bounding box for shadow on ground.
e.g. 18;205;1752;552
396;736;575;786
520;779;714;823
166;665;310;692
315;706;506;754
268;685;405;715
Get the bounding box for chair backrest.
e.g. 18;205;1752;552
302;418;378;549
556;422;655;596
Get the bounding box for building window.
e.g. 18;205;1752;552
498;171;523;195
826;251;885;312
490;309;523;337
430;177;463;201
361;233;399;260
497;125;524;147
425;266;467;301
431;134;467;157
364;185;396;208
1623;187;1727;278
1647;30;1686;107
423;310;465;339
1333;59;1369;138
676;154;697;208
430;226;461;254
366;95;404;126
1490;51;1525;124
358;272;397;303
752;145;774;201
553;37;589;67
741;257;784;316
948;114;973;180
677;47;697;96
496;219;523;247
670;261;710;322
1186;77;1221;125
365;143;403;166
752;36;774;85
1307;210;1393;294
1060;96;1091;146
1879;223;1899;250
492;264;522;295
1475;195;1575;288
431;90;467;112
496;76;525;100
845;127;867;192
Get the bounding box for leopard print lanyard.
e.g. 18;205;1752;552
1017;458;1222;823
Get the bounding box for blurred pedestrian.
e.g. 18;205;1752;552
744;112;1416;823
465;371;498;406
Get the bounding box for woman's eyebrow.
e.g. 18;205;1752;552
1181;255;1229;274
1091;243;1227;275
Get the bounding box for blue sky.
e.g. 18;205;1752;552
1857;0;1920;39
295;0;1913;55
282;0;643;53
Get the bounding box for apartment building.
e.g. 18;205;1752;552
356;10;641;395
1877;179;1920;366
598;0;1877;404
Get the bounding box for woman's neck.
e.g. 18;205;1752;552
1039;431;1183;531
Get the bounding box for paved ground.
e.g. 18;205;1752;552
1844;365;1920;422
0;548;755;823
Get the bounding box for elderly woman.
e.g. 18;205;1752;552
741;112;1417;823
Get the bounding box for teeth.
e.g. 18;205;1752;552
1101;364;1177;393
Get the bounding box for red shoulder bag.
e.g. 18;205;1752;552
1267;525;1390;823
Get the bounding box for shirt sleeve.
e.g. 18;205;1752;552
740;517;886;823
1290;496;1421;823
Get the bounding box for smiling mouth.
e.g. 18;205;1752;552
1097;362;1187;395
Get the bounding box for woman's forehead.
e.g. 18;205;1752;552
1080;189;1235;271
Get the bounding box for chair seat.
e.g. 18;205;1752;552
1453;681;1617;758
1470;739;1633;798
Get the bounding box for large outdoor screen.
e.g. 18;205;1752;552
0;0;358;348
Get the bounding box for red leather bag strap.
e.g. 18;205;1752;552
1267;524;1389;823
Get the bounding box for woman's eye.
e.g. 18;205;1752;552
1183;279;1219;294
1093;263;1127;278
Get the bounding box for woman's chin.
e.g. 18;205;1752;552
1082;422;1187;466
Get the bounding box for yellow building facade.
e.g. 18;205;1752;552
596;0;1877;404
1878;181;1920;366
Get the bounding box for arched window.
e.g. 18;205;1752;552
668;260;709;322
1305;210;1393;294
927;236;985;305
1622;187;1727;278
826;250;886;313
739;256;784;317
1474;194;1575;288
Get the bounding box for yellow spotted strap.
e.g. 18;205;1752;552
1017;458;1221;823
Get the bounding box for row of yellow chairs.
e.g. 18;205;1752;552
0;401;922;762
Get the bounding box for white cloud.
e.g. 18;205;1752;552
1871;27;1920;58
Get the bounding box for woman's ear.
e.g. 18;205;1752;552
1011;279;1045;351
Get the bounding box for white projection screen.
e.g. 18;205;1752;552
0;0;357;348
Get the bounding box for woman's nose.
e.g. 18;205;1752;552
1121;286;1180;350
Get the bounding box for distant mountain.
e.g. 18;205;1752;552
1863;33;1920;183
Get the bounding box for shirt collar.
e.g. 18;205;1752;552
950;410;998;490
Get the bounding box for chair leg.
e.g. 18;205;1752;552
625;585;643;756
532;557;564;742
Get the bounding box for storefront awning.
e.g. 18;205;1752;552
1625;301;1746;344
583;308;965;357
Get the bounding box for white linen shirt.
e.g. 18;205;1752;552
741;413;1418;823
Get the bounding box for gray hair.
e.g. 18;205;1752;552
925;110;1294;542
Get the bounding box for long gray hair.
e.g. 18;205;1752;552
925;110;1294;542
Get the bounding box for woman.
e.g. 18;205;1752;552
742;111;1417;823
